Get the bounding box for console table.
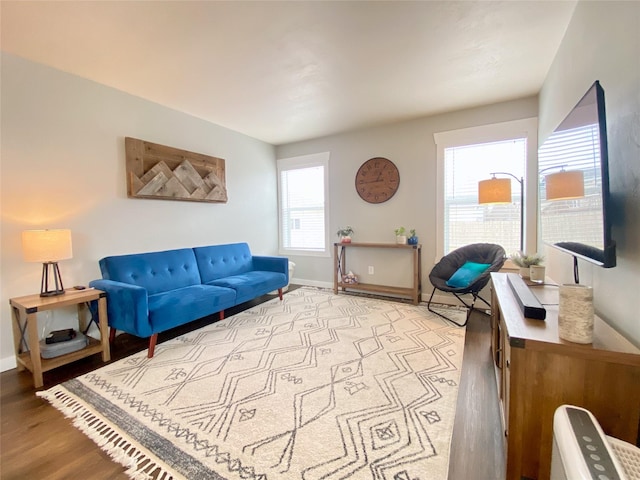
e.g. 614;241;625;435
10;289;110;388
333;242;422;304
490;272;640;479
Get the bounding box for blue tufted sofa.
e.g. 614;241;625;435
89;243;288;357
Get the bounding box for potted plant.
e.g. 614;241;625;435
337;226;354;243
394;227;407;244
510;252;544;279
407;229;418;245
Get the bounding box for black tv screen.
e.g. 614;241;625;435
538;81;616;268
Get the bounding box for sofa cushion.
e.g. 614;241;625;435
148;284;236;333
207;271;287;304
99;248;201;296
194;243;254;283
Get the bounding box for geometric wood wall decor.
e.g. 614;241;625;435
125;137;228;203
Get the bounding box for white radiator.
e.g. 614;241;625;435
551;405;640;480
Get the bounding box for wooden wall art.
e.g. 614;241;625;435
125;137;227;203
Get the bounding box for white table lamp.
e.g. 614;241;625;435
22;229;73;297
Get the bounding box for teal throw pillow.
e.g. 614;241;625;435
446;261;491;288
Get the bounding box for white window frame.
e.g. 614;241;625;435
433;118;538;261
277;152;331;257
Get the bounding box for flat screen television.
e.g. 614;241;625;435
538;81;616;274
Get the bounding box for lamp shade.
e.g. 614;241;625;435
478;177;512;204
22;229;73;263
545;170;585;200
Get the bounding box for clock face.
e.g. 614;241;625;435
355;157;400;204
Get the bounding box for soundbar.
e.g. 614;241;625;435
507;273;546;320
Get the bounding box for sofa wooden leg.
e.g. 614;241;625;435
278;288;283;301
148;333;158;358
219;310;225;321
109;327;116;343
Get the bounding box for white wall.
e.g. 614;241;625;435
0;53;278;370
538;1;640;346
276;97;538;298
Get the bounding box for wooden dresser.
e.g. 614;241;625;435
490;272;640;480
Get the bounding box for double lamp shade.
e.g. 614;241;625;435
478;170;584;204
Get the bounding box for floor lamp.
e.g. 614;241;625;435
478;172;523;251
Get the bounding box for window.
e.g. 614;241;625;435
277;152;330;255
434;118;538;258
444;139;526;254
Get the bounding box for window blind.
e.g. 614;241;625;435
444;138;526;254
280;165;326;252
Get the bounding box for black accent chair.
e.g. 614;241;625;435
427;243;506;327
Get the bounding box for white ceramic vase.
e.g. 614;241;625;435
529;265;545;283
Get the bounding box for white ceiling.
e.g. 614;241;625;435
1;1;577;145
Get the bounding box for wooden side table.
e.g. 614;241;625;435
9;288;111;388
333;242;422;305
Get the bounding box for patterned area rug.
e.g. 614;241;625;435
38;287;467;480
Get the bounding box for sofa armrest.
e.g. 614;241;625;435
252;256;288;274
88;279;153;338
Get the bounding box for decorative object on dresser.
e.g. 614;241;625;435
125;137;227;203
490;272;640;480
529;264;546;283
427;243;506;326
22;229;73;297
558;283;594;344
355;157;400;203
38;287;467;480
508;251;543;280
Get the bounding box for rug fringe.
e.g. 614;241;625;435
37;387;182;480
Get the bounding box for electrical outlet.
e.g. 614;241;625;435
368;266;374;275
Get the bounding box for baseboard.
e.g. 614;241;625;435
1;355;17;373
291;279;333;290
293;281;469;308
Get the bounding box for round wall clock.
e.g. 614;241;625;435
355;157;400;204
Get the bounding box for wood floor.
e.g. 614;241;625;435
0;288;505;479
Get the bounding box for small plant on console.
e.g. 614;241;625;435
394;227;407;244
337;226;354;243
509;252;544;267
